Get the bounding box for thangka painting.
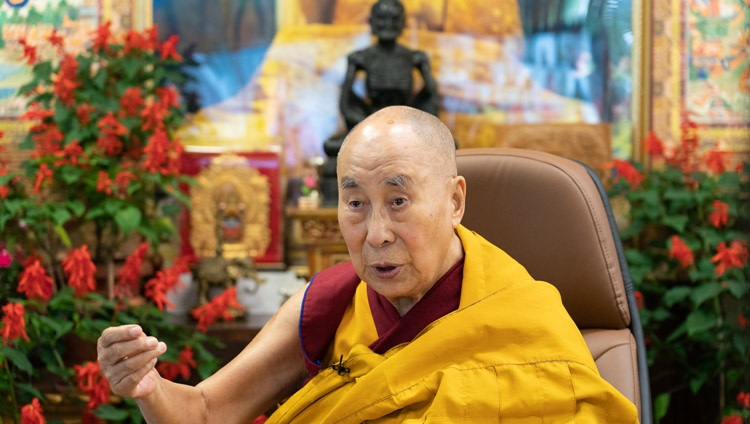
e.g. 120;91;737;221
651;0;749;154
154;0;637;178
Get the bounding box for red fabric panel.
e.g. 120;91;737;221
367;259;463;354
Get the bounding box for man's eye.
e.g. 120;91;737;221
393;198;406;206
349;200;362;208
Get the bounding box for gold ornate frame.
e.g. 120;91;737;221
190;153;272;259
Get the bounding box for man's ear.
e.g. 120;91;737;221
450;176;466;228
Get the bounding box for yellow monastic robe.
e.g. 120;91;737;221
268;225;639;423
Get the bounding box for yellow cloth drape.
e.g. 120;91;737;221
269;226;638;423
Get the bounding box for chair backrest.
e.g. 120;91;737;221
456;147;652;424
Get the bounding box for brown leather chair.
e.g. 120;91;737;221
457;147;652;423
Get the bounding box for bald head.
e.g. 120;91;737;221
339;106;457;176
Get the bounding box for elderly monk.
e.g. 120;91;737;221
97;106;638;423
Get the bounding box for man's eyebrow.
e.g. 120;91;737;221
385;174;409;188
340;176;358;190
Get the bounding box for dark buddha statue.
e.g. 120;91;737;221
339;0;439;129
320;0;439;204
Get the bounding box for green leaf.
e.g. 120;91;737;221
115;206;142;235
653;392;670;422
726;280;750;298
689;282;723;307
95;404;130;421
733;332;749;356
67;200;86;217
60;165;84;184
16;381;44;400
104;198;124;215
54;225;72;248
689;375;707;394
662;215;689;232
93;69;108;90
85;206;108;220
1;345;33;374
685;309;716;337
663;286;692;307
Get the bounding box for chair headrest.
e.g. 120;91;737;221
457;148;630;329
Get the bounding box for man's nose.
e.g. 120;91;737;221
365;209;394;247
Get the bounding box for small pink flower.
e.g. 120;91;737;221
0;248;11;268
303;174;318;190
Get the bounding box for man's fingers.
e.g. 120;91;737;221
114;356;158;394
110;343;166;397
98;325;143;350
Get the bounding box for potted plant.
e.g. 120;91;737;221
0;23;246;423
607;118;749;423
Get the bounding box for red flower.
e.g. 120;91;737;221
669;235;694;268
31;124;64;158
634;291;644;309
157;345;196;381
74;361;111;410
17;259;53;301
156;86;180;109
96;171;113;195
143;130;183;175
98;112;128;136
77;103;97;125
704;147;728;174
675;118;701;175
46;28;64;49
123;29;154;54
20;397;46;424
51;54;80;106
91;21;112;54
191;287;245;332
114;171;137;194
96;135;123;156
145;26;160;50
115;242;149;298
1;303;30;344
722;415;742;424
709;200;729;228
738;391;750;408
120;87;144;116
644;131;665;160
54;141;85;167
144;256;191;311
712;240;749;276
740;315;749;328
20;103;54;121
61;245;97;297
32;163;53;194
0;248;11;267
141;100;165;132
18;37;37;65
159;35;182;61
609;159;644;189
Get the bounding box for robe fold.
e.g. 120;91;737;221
269;225;638;423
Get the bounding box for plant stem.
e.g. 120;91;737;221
714;296;725;413
4;361;19;424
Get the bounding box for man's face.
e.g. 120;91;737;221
337;122;465;305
